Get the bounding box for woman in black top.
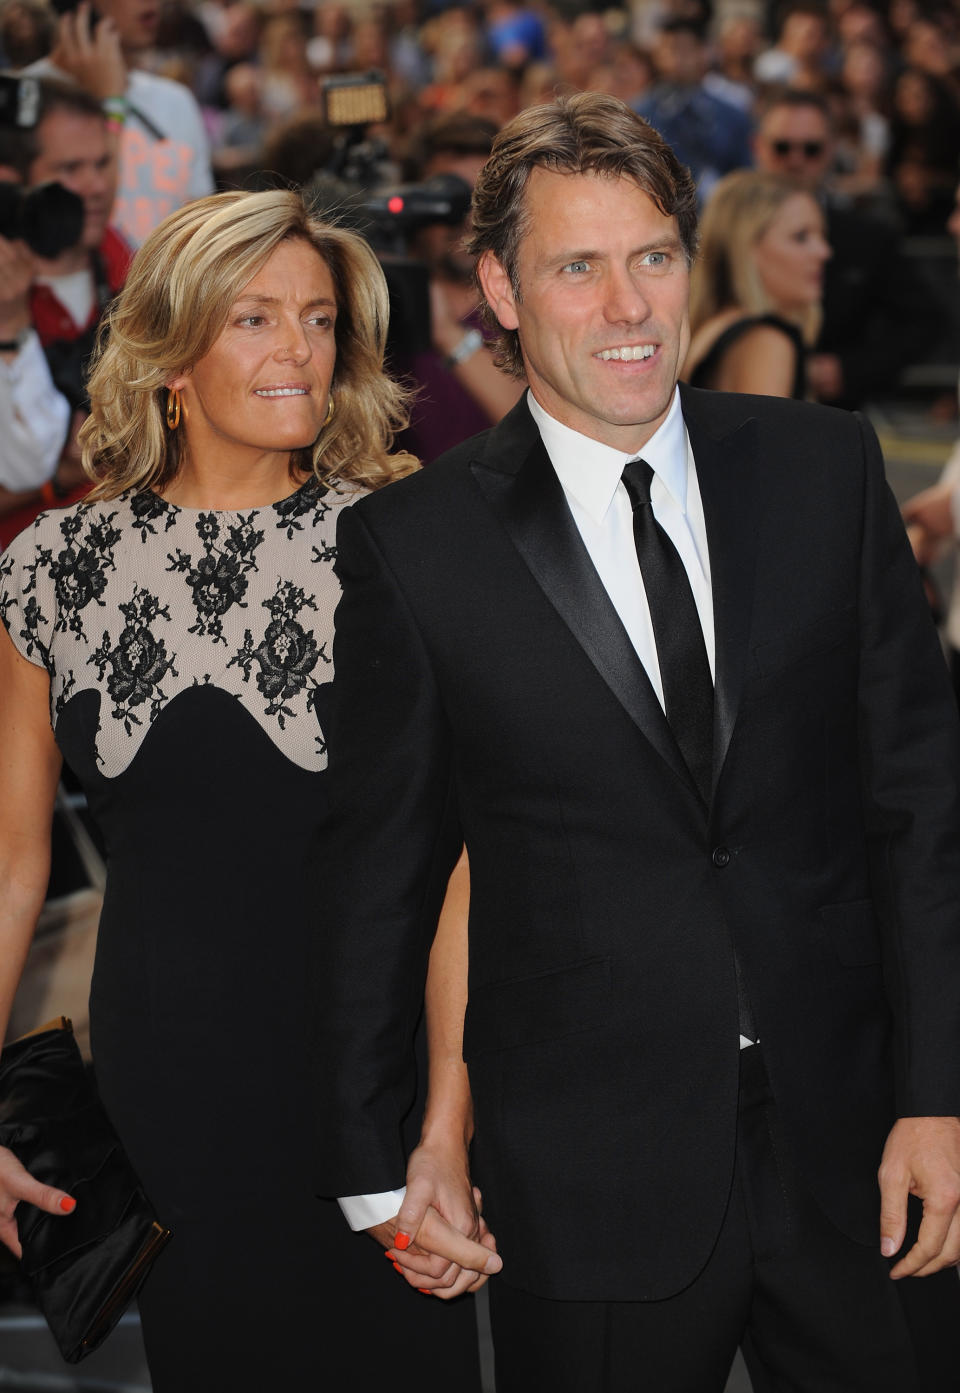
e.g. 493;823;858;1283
683;169;831;399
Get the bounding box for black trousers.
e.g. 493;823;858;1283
489;1047;960;1392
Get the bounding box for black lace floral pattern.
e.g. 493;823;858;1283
89;586;178;734
0;477;359;774
166;510;264;644
41;509;123;642
0;560;51;664
272;478;331;539
229;579;330;729
129;491;177;541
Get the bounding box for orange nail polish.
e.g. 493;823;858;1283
392;1261;404;1274
395;1231;411;1250
418;1288;432;1296
59;1197;76;1214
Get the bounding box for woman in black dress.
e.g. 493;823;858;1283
683;169;831;399
0;190;483;1391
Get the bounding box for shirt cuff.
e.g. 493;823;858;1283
338;1188;407;1232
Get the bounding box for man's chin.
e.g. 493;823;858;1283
83;222;110;250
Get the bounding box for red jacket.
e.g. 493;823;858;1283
29;225;131;346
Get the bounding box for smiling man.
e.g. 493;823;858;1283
315;93;960;1391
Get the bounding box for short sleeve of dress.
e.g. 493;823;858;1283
0;519;57;672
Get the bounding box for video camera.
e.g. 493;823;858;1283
316;72;474;358
0;75;86;259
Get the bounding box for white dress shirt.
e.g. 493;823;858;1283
339;387;746;1232
527;387;715;698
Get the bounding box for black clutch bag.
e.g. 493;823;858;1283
0;1017;171;1363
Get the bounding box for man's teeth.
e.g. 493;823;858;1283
597;346;655;361
255;388;308;397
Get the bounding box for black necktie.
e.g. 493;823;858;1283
622;459;756;1042
621;458;714;804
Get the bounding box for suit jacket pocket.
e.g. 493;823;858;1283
752;604;856;679
463;956;611;1059
820;898;880;966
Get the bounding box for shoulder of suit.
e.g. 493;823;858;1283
354;426;497;521
682;383;858;434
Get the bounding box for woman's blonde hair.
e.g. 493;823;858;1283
689;170;822;344
80;189;417;499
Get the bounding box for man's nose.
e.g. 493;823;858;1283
604;266;650;323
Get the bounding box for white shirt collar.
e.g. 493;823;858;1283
526;387;689;526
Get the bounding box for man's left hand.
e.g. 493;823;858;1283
878;1116;960;1277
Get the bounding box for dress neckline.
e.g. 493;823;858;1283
146;474;319;517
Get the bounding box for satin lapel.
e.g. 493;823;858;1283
469;404;696;795
680;385;760;794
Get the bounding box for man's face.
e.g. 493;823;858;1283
28;110;115;251
479;168;690;454
656;30;706;85
753;105;832;189
94;0;160;52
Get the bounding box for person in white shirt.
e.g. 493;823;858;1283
24;0;214;246
0;262;70;517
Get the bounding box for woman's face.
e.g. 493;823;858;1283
753;193;831;313
171;238;337;478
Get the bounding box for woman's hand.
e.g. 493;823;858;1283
0;1144;76;1259
369;1139;501;1298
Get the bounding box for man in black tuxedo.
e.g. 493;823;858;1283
314;93;960;1390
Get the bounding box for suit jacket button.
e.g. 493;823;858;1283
712;846;731;868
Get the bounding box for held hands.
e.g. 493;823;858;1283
879;1116;960;1278
368;1140;501;1299
0;1144;76;1260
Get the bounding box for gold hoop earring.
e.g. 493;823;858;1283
323;395;335;428
166;388;181;430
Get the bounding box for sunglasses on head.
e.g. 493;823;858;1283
771;139;826;158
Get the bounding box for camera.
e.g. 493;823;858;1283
0;76;86;258
315;73;475;358
0;182;85;259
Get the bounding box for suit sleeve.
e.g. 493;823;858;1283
310;502;459;1197
855;411;960;1117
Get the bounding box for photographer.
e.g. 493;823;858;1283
0;76;130;546
393;113;523;462
23;0;213;246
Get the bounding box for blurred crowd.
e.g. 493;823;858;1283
1;0;954;231
0;0;958;542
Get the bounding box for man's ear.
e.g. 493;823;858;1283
477;251;520;332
